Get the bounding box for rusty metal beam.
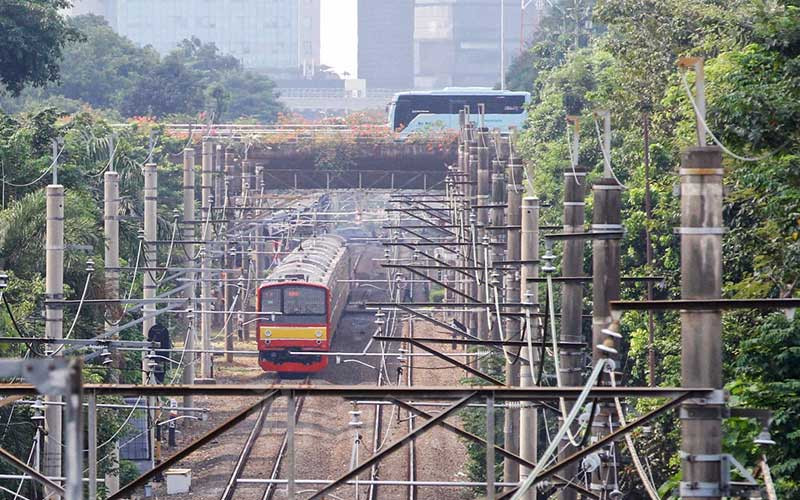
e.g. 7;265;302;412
391;399;599;500
498;392;694;499
405;337;505;386
610;298;800;311
0;384;711;400
373;336;585;349
309;393;476;499
0;445;66;496
108;390;279;500
400;264;480;303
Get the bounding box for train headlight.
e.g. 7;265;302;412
265;330;272;337
315;330;323;338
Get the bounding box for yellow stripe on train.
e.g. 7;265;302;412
259;326;328;340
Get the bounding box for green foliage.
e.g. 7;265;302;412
504;0;800;496
0;15;283;122
0;0;83;96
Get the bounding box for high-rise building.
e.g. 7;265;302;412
414;0;539;89
67;0;321;77
357;0;414;90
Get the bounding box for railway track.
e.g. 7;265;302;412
218;374;310;500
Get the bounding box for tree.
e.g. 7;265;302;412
120;55;204;118
54;14;158;109
0;0;82;95
221;71;282;123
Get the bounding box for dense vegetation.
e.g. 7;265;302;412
1;14;283;123
504;0;800;496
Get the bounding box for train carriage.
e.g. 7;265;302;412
256;235;350;374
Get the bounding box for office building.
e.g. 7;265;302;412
67;0;321;77
357;0;414;90
414;0;540;89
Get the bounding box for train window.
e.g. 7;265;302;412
283;286;326;316
260;287;282;313
259;285;326;324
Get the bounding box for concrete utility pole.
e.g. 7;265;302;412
680;148;724;500
103;152;121;494
182;148;196;410
519;195;540;500
590;111;623;496
200;141;214;381
44;174;64;500
559;117;586;500
677;57;723;500
467;128;480;341
142;162;158;475
88;391;98;500
476;123;491;344
503;156;524;487
214;144;224;204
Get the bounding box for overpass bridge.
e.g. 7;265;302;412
276;88;396;113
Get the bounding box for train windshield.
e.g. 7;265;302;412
260;285;327;325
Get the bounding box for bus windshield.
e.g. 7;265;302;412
260;285;327;325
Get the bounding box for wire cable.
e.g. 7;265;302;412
592;118;626;188
680;70;788;162
2;143;66;187
609;370;660;499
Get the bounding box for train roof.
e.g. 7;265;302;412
267;235;346;285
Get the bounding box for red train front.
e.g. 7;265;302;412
256;235;350;375
256;282;331;373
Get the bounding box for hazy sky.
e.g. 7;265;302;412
320;0;357;77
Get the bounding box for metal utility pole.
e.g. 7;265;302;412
44;174;64;500
503;156;524;487
519;195;540;500
142;162;157;475
200;141;214;381
679;58;723;500
591;111;622;496
559;117;585;500
182;148;196;409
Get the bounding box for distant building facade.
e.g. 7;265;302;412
357;0;414;90
67;0;321;77
414;0;540;89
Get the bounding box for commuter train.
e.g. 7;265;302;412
256;235;351;374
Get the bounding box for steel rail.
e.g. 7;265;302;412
220;398;273;500
308;393;477;499
262;385;308;500
108;390;280;500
